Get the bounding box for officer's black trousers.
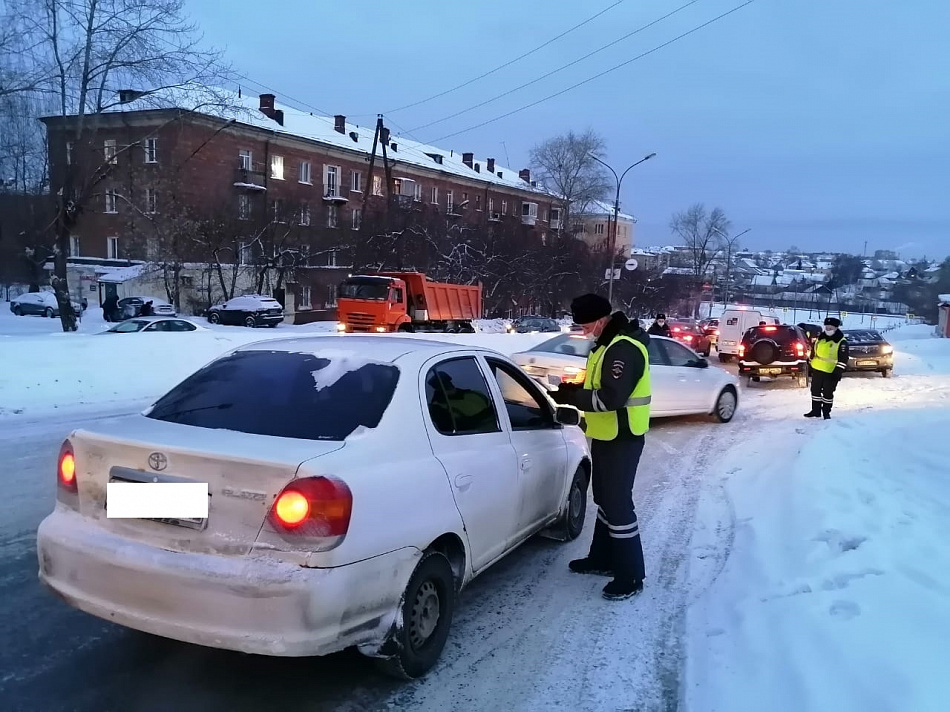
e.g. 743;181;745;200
588;436;646;582
810;370;841;415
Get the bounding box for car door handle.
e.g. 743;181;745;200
454;474;474;489
520;457;533;471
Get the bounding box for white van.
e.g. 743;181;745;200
717;308;780;362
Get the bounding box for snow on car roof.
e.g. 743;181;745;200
237;335;503;362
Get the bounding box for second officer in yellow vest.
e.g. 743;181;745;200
805;316;850;419
551;293;651;601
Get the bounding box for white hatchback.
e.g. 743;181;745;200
36;336;590;679
512;333;740;423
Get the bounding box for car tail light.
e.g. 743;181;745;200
684;335;693;342
712;328;719;335
673;327;681;333
269;476;352;538
763;326;777;332
738;344;745;358
794;341;806;357
58;440;77;493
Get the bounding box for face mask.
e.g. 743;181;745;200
824;327;836;335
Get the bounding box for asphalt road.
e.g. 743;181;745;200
0;400;742;712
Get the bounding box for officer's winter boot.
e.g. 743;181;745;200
602;578;644;601
569;558;613;577
822;402;832;419
804;400;822;418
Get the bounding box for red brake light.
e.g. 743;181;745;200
270;476;352;537
684;335;693;341
764;326;777;332
739;345;745;357
58;440;77;492
673;327;681;332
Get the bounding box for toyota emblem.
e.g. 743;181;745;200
148;452;168;471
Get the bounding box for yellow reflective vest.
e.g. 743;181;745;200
582;333;651;440
811;336;846;374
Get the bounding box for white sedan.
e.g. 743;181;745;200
512;333;740;423
101;316;206;333
36;336;590;679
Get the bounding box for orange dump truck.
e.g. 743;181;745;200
336;272;482;333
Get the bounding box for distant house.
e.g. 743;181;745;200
938;294;950;338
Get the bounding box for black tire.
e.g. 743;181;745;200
376;551;456;680
703;345;711;357
397;323;414;333
244;315;256;328
718;353;731;363
552;466;588;541
713;387;738;423
12;305;21;316
45;307;55;318
208;312;220;324
881;369;891;378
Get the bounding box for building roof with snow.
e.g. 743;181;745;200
574;199;635;221
52;86;556;200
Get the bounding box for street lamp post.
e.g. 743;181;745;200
588;152;656;304
710;225;751;315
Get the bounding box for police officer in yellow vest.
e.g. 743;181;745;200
551;294;651;601
805;316;850;419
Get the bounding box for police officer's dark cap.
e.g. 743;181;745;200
824;317;842;327
571;293;612;324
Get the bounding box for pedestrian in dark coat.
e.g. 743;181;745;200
805;317;850;419
140;301;154;316
647;313;672;337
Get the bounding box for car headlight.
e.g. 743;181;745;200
880;345;893;355
336;322;347;332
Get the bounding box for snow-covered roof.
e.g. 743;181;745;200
662;267;693;276
95;86;554;199
575;199;634;221
939;294;950;305
96;264;150;283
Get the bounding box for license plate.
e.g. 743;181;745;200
857;360;877;367
107;476;209;530
761;368;782;375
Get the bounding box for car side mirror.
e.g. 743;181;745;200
554;405;582;427
693;357;709;368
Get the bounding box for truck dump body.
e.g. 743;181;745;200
386;273;482;322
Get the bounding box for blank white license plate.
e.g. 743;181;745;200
858;360;877;367
761;368;782;375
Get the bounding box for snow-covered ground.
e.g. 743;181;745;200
0;307;547;420
697;302;911;331
686;325;950;712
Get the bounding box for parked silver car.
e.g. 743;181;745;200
9;291;84;318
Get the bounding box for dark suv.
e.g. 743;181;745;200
738;324;810;388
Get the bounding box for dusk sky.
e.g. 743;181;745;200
187;0;950;260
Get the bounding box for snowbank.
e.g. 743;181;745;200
687;327;950;712
699;302;909;331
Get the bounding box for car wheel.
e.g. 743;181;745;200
244;315;256;328
547;465;588;541
376;551;456;680
208;312;220;324
45;307;55;318
713;387;737;423
703;346;711;357
881;369;891;378
718;353;731;363
12;305;21;316
397;323;414;333
267;322;278;328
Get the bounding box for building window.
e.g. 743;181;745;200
239;149;252;170
431;186;439;204
446;190;454;212
238;194;250;220
352;171;362;192
107;236;119;259
69;235;80;257
144;138;158;164
324;165;340;197
105;189;118;213
327;204;339;228
551;207;562;229
475;194;481;211
145;188;157;214
273;198;284;222
502;200;508;215
542;209;548;222
66;142;73;165
239;242;252;265
372;174;383;196
595;223;605;235
327;284;337;307
270;155;284;180
104;139;117;165
462;192;468;206
300;204;311;226
413;182;423;201
299;160;312;184
352;208;362;230
328;249;338;267
488;197;494;213
299;285;312;310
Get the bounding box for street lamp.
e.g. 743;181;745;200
710;225;751;314
588;152;656;304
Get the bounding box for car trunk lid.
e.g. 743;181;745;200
69;416;343;556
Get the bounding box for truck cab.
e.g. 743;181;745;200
336;276;409;333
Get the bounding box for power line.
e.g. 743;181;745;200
383;0;628;115
433;0;756;143
409;0;701;134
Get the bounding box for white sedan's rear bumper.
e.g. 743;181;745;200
36;507;420;657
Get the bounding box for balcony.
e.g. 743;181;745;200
234;166;266;191
390;194;414;211
521;214;537;226
322;187;348;204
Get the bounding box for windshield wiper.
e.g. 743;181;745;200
156;403;234;421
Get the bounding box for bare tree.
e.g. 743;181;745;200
16;0;233;330
670;203;730;316
529;129;610;226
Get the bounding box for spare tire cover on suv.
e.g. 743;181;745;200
749;339;780;365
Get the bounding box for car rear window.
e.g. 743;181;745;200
528;334;593;357
743;326;799;344
146;350;399;441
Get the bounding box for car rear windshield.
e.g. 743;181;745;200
743;326;799;344
844;330;884;342
528;334;593;357
146;350;400;441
